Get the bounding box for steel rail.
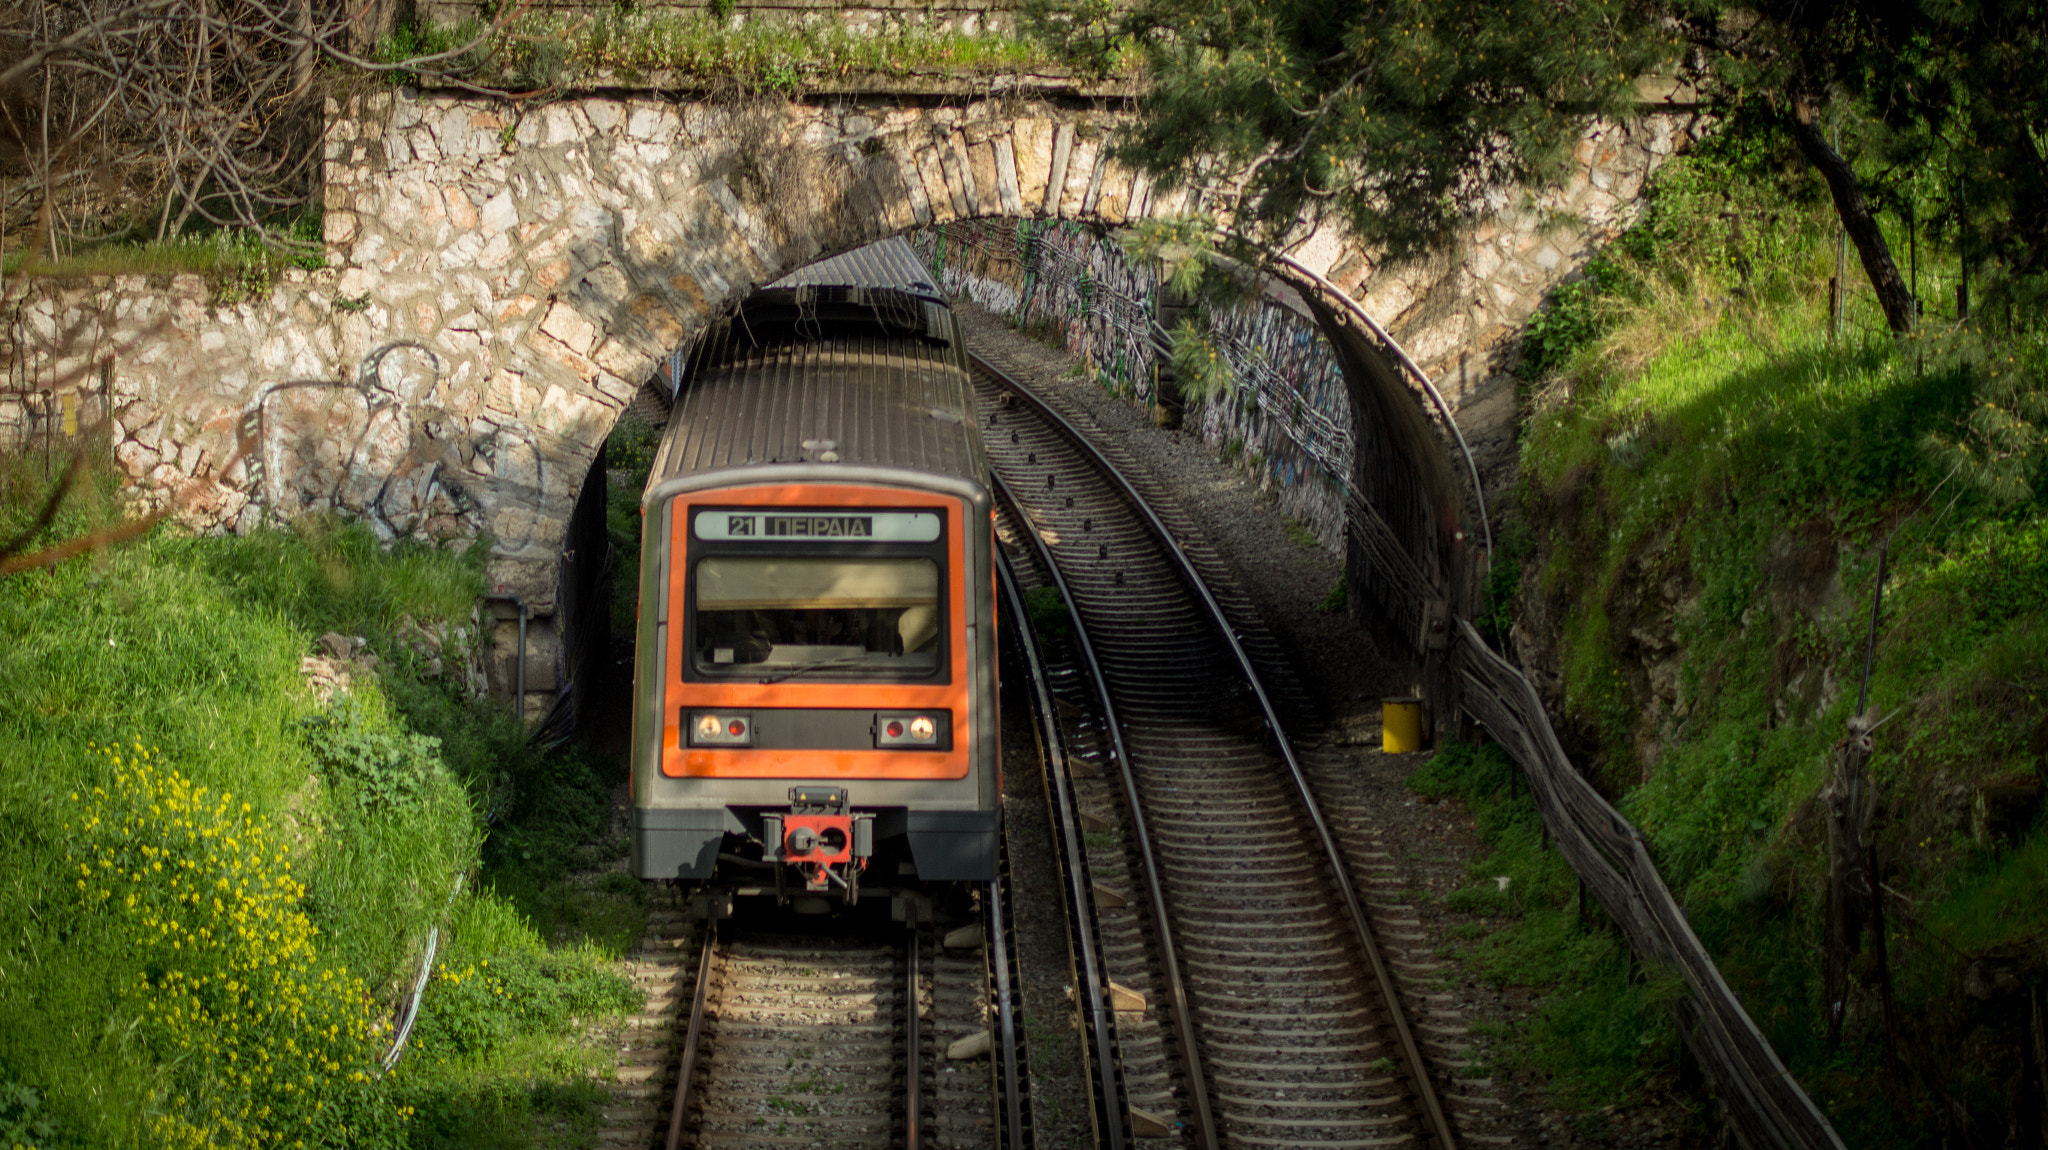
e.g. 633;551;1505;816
663;920;718;1150
977;353;1462;1150
991;468;1221;1150
997;550;1130;1150
988;864;1029;1149
907;924;922;1150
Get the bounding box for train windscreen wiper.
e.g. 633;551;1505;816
757;655;868;684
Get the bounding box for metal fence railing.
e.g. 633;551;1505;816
1452;618;1848;1150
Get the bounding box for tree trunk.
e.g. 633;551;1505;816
1789;100;1917;335
294;0;315;95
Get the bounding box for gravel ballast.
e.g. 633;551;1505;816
959;301;1700;1150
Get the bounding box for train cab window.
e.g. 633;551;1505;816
692;556;942;678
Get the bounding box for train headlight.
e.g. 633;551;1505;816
686;711;752;746
874;711;949;749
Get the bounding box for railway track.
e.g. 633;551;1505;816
647;888;1024;1150
974;353;1464;1150
997;521;1138;1150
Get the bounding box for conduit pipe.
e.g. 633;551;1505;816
382;872;467;1071
481;592;529;724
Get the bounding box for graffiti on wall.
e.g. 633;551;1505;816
916;220;1355;547
916;219;1161;402
1198;300;1353;546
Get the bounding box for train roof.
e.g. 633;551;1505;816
691;237;952;358
768;236;942;297
649;239;987;489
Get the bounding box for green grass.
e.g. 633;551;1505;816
1022;584;1073;639
1315;576;1346;614
0;457;639;1149
1282;515;1319;549
177;518;486;644
1487;120;2048;1144
377;12;1077;92
472;740;639;954
1409;744;1686;1109
3;219;325;288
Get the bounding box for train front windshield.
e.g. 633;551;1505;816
692;556;942;677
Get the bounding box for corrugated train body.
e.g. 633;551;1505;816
630;238;998;907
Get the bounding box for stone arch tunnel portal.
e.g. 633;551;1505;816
5;84;1695;721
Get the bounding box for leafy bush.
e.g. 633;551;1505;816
1519;256;1635;381
1477;517;1532;645
301;694;445;811
411;950;639;1060
1916;326;2048;504
474;744;622;948
0;1080;57;1150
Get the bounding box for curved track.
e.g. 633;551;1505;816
976;354;1460;1150
997;534;1135;1150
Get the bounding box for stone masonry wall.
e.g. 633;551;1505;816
0;271;466;539
2;83;1698;713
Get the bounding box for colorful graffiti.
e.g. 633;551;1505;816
914;220;1354;547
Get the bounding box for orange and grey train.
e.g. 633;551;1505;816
629;239;998;906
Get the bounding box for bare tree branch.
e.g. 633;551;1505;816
0;510;168;576
1;0;541;259
0;0;178;92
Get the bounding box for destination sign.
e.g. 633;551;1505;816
695;509;943;543
766;516;870;537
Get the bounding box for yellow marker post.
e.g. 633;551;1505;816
62;393;77;436
1381;697;1425;754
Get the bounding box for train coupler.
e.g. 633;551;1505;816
764;787;872;900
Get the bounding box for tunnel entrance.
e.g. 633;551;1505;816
549;225;1484;748
296;89;1688;736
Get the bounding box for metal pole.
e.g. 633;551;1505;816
1856;544;1888;718
987;874;1026;1150
1843;125;1859;341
